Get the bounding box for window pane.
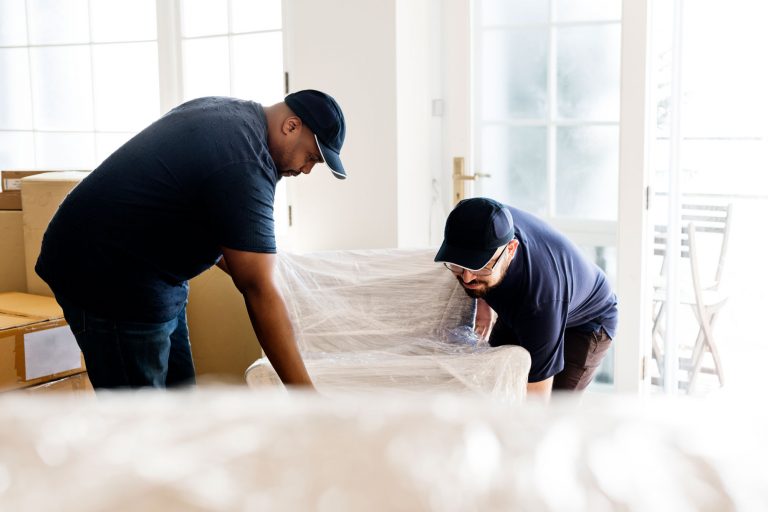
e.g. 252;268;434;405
96;133;133;163
181;0;229;37
230;33;283;103
0;48;33;130
555;0;621;23
35;132;95;169
91;0;157;43
0;132;35;168
557;24;620;121
30;46;93;131
26;0;90;45
477;125;547;216
93;42;160;131
182;37;230;100
0;0;28;46
556;126;618;220
232;0;282;32
481;29;548;120
480;0;549;26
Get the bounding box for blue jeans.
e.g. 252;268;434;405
55;294;196;389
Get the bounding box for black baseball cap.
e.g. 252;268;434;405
284;89;347;179
434;197;515;270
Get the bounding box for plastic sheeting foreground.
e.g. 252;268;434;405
1;388;767;512
246;249;530;401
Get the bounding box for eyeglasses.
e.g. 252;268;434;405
443;247;507;277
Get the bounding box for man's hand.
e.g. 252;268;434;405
474;298;495;340
220;247;314;389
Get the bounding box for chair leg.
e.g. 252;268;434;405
651;301;666;376
704;308;726;387
686;327;706;393
687;306;725;392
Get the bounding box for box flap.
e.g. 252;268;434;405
0;292;63;320
0;312;45;330
21;171;90;183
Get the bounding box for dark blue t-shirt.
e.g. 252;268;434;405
36;97;279;322
483;207;618;382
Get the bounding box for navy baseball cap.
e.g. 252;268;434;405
434;197;515;270
284;89;347;179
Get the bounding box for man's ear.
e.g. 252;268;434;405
282;116;303;135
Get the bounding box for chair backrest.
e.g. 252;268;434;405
653;200;733;290
275;248;475;353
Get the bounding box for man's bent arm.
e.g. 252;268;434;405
527;376;553;400
474;299;495;340
221;247;314;388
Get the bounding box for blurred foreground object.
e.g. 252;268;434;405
0;389;766;511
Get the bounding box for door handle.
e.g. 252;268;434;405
452;157;491;204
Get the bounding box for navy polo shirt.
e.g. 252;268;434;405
36;97;279;322
483;207;618;382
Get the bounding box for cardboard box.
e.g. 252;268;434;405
0;292;85;392
1;170;52;192
0;211;26;292
0;171;56;211
20;171;90;296
0;190;22;210
24;371;93;394
188;266;262;383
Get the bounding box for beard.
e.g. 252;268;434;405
456;258;512;299
268;141;296;177
457;276;503;299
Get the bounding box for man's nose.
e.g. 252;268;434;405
300;163;315;174
461;269;476;283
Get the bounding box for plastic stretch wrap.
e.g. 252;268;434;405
245;249;530;401
1;389;766;512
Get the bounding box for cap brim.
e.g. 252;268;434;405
316;135;346;179
434;241;496;271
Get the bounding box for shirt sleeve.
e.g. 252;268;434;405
200;161;277;253
513;300;569;382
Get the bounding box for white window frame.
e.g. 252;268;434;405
472;4;621;250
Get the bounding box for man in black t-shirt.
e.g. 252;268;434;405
36;90;347;390
435;197;618;398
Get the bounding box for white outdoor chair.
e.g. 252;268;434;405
651;202;732;393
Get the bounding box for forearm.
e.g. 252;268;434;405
242;286;314;388
474;298;495;340
526;376;553;401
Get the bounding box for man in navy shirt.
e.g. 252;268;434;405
435;197;618;398
36;90;347;390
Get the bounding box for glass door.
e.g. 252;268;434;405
648;0;768;395
472;0;623;388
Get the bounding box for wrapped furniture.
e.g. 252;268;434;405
1;389;766;511
245;249;531;402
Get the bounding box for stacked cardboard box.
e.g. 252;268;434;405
0;292;87;392
20;171;90;296
188;266;262;382
0;170;50;211
0;210;26;293
4;170;261;384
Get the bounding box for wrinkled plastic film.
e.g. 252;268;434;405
246;249;531;402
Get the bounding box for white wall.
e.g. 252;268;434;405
283;0;439;252
395;0;434;248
